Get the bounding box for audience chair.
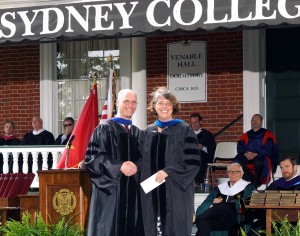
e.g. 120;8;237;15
206;142;238;186
247;156;275;190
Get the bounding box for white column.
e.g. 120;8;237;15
243;30;266;132
119;38;132;89
40;43;57;136
131;37;147;129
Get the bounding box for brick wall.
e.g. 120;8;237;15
0;44;40;140
146;31;244;184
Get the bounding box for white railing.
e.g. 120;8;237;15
0;145;65;188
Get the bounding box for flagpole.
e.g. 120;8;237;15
107;54;116;118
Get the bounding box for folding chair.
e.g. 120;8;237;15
246;156;275;190
206;142;238;186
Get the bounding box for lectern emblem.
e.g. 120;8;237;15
53;189;77;215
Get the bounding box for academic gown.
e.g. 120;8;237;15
0;135;20;173
267;175;300;190
234;128;278;185
0;135;20;145
85;120;144;236
22;130;55;145
196;129;216;183
21;130;55;171
141;121;201;236
195;180;255;236
55;133;71;145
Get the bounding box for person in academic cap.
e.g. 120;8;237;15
85;89;144;236
141;86;201;236
195;163;255;236
267;156;300;190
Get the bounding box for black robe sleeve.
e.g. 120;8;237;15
85;124;123;194
163;124;201;190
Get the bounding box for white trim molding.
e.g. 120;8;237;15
243;29;266;132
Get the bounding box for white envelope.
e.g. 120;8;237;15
140;173;166;194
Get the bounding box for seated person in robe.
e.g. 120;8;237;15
234;114;278;188
195;163;255;236
55;117;75;145
22;116;54;146
21;116;55;172
246;157;300;234
267;156;300;190
0;120;20;173
190;113;216;185
0;120;20;146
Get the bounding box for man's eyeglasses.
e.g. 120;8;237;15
64;123;73;127
227;170;241;175
123;100;138;106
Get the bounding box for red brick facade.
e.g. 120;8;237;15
146;31;244;144
0;44;40;139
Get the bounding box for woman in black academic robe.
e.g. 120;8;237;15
141;87;201;236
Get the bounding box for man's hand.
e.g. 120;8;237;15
213;196;223;204
120;161;137;176
155;170;168;183
245;151;257;160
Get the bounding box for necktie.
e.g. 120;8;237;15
124;125;130;133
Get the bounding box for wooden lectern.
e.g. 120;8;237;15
38;169;91;229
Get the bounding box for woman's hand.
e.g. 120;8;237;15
155;170;168;183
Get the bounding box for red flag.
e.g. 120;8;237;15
56;83;98;168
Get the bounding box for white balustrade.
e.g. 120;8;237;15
0;145;65;188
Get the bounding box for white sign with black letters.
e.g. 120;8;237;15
167;41;207;102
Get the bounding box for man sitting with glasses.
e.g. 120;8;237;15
195;163;255;236
55;117;75;145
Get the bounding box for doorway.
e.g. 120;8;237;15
266;27;300;161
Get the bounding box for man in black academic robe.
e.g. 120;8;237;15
21;116;55;172
190;113;216;184
85;89;144;236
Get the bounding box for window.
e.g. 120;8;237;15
56;39;120;134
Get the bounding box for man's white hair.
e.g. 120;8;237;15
227;162;243;172
117;89;137;102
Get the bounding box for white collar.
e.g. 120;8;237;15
285;173;298;181
218;179;250;196
33;129;45;135
194;128;202;135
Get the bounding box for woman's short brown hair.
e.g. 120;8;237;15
147;87;180;115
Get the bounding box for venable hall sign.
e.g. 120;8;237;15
0;0;300;43
167;41;206;102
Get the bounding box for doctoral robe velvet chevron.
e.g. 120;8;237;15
141;121;201;236
85;120;144;236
